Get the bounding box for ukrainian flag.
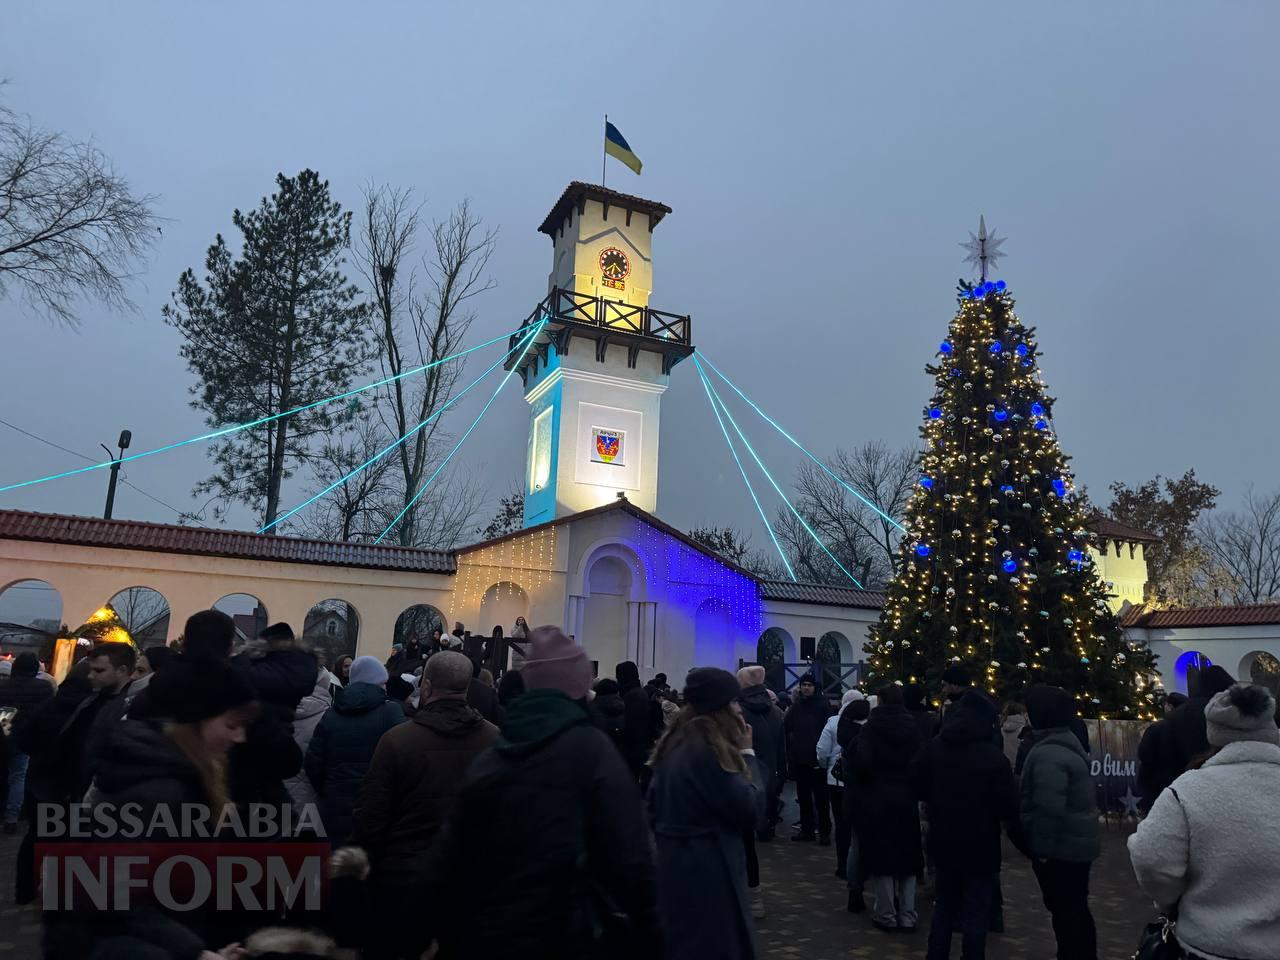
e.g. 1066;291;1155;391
605;121;642;175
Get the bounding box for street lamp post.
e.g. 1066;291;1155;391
102;429;132;520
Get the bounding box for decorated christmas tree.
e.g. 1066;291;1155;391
867;222;1160;719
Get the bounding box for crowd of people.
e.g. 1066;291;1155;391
0;621;1278;960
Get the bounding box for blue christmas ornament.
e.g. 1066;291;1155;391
929;407;943;419
920;477;934;489
1023;358;1033;367
1067;549;1084;563
1002;558;1018;573
995;280;1006;291
985;282;996;294
989;341;1003;354
916;543;931;557
939;341;953;354
1034;419;1048;431
1015;343;1029;357
1000;484;1015;494
1030;402;1045;417
1052;478;1067;497
993;409;1009;423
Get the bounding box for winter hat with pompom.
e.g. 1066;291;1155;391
1205;683;1279;747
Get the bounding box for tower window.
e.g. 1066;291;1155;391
530;407;553;492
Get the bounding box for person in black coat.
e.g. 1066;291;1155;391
784;672;833;842
142;611;309;814
0;652;53;830
385;636;426;677
465;655;501;724
305;656;407;847
912;690;1024;959
497;668;525;707
902;682;937;744
1136;665;1234;805
590;678;628;755
650;667;765;960
431;628;658;960
13;660;93;904
47;656;258;959
617;660;658;783
737;667;785;841
854;684;923;932
836;694;872;911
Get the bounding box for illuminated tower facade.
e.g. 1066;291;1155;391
511;182;694;526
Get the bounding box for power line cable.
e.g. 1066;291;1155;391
264;325;543;534
0;326;526;495
699;362;864;589
0;416;195;521
693;359;795;581
375;321;545;544
696;351;907;533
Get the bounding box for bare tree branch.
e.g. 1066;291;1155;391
778;442;916;587
1200;487;1280;604
0;100;159;325
356;186;496;546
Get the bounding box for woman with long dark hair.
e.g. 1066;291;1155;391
649;667;765;960
62;656;261;957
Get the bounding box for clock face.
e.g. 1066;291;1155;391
599;247;630;281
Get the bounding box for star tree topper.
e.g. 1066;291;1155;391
960;215;1007;282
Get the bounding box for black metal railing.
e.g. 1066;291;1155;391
511;287;692;352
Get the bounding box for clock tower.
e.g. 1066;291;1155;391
510;182;694;527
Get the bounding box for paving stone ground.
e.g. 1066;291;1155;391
756;788;1154;959
0;798;1154;959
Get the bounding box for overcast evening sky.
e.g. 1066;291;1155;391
2;1;1278;569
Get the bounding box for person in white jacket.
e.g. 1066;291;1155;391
818;689;866;879
1128;683;1280;960
284;664;337;811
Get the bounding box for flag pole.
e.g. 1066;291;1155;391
602;114;607;186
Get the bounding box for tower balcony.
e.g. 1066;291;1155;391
507;286;694;382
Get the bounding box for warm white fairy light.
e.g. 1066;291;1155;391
869;282;1160;720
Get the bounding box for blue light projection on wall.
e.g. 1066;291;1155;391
637;517;763;633
1173;650;1214;695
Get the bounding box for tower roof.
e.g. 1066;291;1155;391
538;181;672;237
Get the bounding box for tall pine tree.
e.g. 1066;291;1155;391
868;275;1160;719
164;170;372;528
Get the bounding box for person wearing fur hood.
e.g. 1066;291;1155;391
817;690;864;881
1128;683;1280;960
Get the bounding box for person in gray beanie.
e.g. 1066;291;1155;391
1129;682;1280;960
305;655;407;846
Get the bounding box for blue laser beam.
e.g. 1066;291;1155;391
0;327;526;496
262;328;541;534
696;352;907;534
375;321;545;544
694;358;796;582
701;365;864;589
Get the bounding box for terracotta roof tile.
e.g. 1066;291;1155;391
1122;602;1280;629
758;580;886;610
538;181;672;236
1087;513;1160;543
0;510;455;574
